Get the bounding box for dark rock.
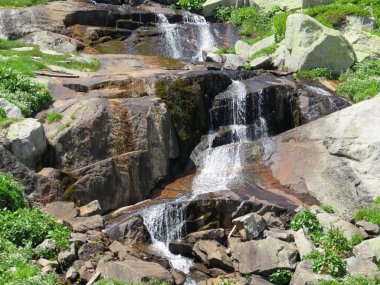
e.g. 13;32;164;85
171;269;186;285
111;215;152;244
79;200;102;217
78;242;106;261
193;240;234;272
169;241;193;257
185;228;226;244
42;201;78;221
109;240;142;260
67;215;104;233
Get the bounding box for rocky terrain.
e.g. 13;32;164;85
0;0;379;284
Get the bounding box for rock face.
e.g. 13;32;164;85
202;0;250;17
0;98;23;118
97;260;173;283
232;212;266;240
193;240;234;272
290;260;331;285
235;36;276;61
285;14;355;73
6;118;47;169
343;28;380;62
263;95;380;218
230;237;298;275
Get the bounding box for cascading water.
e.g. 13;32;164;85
156;12;216;61
141;80;270;280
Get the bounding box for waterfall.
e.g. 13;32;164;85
140;80;270;278
156;12;217;61
157;14;182;59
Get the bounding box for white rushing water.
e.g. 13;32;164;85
141;81;269;280
156;13;216;61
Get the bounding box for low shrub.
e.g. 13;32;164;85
337;59;380;102
215;6;233;21
230;7;272;38
0;208;70;249
0;173;27;211
354;204;380;225
304;250;347;277
0;68;52;116
216;46;236;55
321;228;352;256
0;0;50;7
293;68;334;80
291;210;323;244
269;269;293;285
350;233;363;247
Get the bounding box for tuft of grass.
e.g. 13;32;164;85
321;204;335;214
354;205;380;225
273;12;289;42
0;0;50;7
216;46;236;55
248;43;278;61
337;59;380;102
46;112;63;124
350;233;363;247
0;107;6;120
293;68;334;80
314;274;380;285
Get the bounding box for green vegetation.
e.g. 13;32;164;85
304;251;347;277
321;204;335;214
248;43;278;61
273;12;289;42
0;107;6;120
293;68;334;80
350;233;363;247
0;208;70;248
0;0;51;7
321;228;352;256
354;198;380;225
177;0;205;12
216;46;236;55
269;269;293;285
0;67;52;117
314;275;380;285
336;59;380;102
291;210;323;244
0;173;27;211
215;6;234;21
47;112;63;124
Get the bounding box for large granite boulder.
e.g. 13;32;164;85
343;28;380;62
235;36;275;61
193;240;234;272
202;0;250;17
262;95;380;218
6;118;47;169
252;0;334;12
290;260;331;285
230;237;298;275
0;98;23;118
285;14;355;73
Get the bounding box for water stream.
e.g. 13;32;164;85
141;81;270;278
156;12;217;61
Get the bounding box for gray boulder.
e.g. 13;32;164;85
0;98;23;118
202;0;250;17
353;236;380;260
230;236;298;275
285;14;355;73
7;118;47;169
67;215;105;233
294;229;314;258
79;200;102;217
290;260;331;285
97;259;173;283
343;28;380;62
222;54;246;70
193;240;234;272
345;16;377;30
235;35;275;61
250;56;273;70
252;0;334;12
232;212;266;240
346;257;380;278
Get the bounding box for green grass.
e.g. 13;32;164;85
336;59;380;102
293;68;334;80
354;204;380;225
0;107;6;120
216;46;236;55
304;251;347;277
269;269;293;285
321;204;335;214
248;43;278;61
0;0;50;7
0;173;27;211
46;112;63;124
273;12;289;42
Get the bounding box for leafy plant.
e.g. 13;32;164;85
242;64;252;70
321;228;352;256
0;107;6;120
0;173;27;211
177;0;205;12
291;210;324;244
304;250;347;277
0;0;51;7
215;6;233;21
321;205;335;214
37;247;56;260
0;208;70;248
354;204;380;225
47;112;63;124
0;68;52;116
244;275;252;283
269;269;293;285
